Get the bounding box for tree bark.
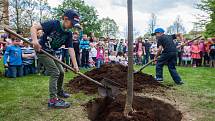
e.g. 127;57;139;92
0;0;9;30
15;0;20;31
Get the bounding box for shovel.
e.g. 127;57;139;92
4;27;120;98
134;35;202;74
133;60;154;74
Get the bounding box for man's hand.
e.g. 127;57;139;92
30;22;43;52
154;57;158;64
73;66;79;73
29;53;35;58
32;40;41;52
79;25;83;31
4;64;8;68
69;48;79;73
176;33;183;41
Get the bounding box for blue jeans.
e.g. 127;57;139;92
96;59;104;68
144;52;150;64
62;49;70;65
7;65;23;78
81;49;89;68
23;64;36;75
156;52;182;84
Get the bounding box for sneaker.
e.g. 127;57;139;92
155;77;164;83
48;98;71;109
176;81;184;85
57;91;70;98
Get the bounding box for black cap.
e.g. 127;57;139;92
64;9;81;29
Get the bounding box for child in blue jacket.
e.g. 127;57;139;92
80;34;90;68
3;39;23;78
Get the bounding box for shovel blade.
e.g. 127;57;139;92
98;79;120;98
133;70;139;74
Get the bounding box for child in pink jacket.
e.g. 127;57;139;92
191;40;201;67
96;42;105;68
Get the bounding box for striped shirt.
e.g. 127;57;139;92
21;46;36;65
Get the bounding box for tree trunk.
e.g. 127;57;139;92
39;0;42;23
0;0;3;30
3;0;9;25
15;0;20;31
124;0;134;116
0;0;9;30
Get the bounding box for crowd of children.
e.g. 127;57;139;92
51;34;215;69
1;32;37;78
132;37;215;68
57;31;129;69
178;38;215;67
0;30;215;78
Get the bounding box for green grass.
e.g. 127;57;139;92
137;65;215;120
0;61;215;121
0;61;93;121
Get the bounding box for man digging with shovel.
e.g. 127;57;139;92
152;28;184;85
30;9;80;108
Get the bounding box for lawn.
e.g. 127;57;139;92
0;61;215;121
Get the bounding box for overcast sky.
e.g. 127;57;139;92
48;0;205;36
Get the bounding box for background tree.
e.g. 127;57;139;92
122;26;140;39
166;25;174;34
0;0;9;30
22;0;38;31
9;0;39;33
189;22;204;37
9;0;23;31
197;0;215;37
167;16;186;34
100;17;118;38
52;0;101;36
148;13;157;35
8;0;51;35
38;0;51;23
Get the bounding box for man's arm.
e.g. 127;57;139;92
3;46;10;67
176;33;183;41
30;23;43;51
22;53;35;58
154;45;162;61
154;37;163;61
22;53;29;58
143;45;146;55
68;48;79;72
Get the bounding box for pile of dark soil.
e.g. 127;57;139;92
86;95;182;121
67;64;166;94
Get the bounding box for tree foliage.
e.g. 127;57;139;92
197;0;215;37
148;13;156;35
52;0;101;36
0;0;9;30
166;16;186;34
99;17;118;38
9;0;51;34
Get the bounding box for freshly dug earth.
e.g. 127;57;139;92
86;95;182;121
67;64;166;94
